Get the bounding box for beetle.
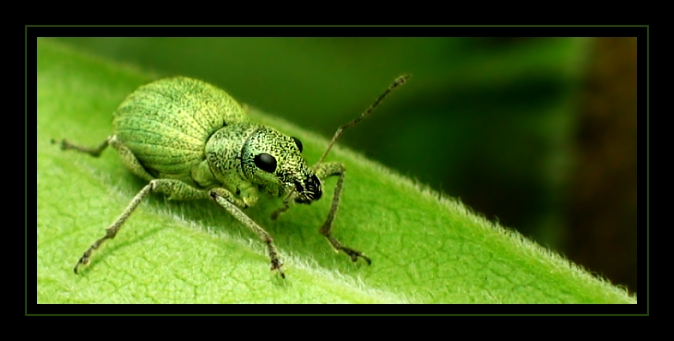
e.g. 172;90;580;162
55;74;410;278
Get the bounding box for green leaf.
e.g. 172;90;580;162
37;39;635;304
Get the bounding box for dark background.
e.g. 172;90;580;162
50;37;638;294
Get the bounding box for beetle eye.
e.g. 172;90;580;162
291;136;303;153
254;153;277;173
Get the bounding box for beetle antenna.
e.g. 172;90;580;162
316;74;411;166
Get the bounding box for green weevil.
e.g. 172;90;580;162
55;74;410;278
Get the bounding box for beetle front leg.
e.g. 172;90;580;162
314;162;371;265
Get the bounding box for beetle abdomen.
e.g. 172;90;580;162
113;77;247;177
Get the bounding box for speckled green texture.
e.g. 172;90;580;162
114;77;247;180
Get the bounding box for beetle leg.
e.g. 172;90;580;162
55;135;157;182
210;190;285;279
314;162;371;265
107;135;157;182
52;136;110;157
270;192;294;220
73;179;232;274
73;181;153;274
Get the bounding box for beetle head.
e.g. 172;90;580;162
242;127;322;203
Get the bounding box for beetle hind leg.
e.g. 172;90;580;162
52;136;111;157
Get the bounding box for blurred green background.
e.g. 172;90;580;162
48;37;638;294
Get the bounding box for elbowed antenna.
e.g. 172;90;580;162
315;74;411;166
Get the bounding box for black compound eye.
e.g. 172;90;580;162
254;153;277;173
291;136;303;153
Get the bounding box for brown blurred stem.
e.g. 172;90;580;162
566;37;637;294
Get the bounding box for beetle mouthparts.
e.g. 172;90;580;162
294;175;322;204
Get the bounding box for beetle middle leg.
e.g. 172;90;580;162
73;181;153;274
314;162;371;265
73;179;208;274
210;190;284;278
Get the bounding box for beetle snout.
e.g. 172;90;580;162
294;174;322;204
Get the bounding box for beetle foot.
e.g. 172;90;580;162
270;205;289;220
51;138;66;149
73;255;89;274
341;247;371;265
270;258;285;279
